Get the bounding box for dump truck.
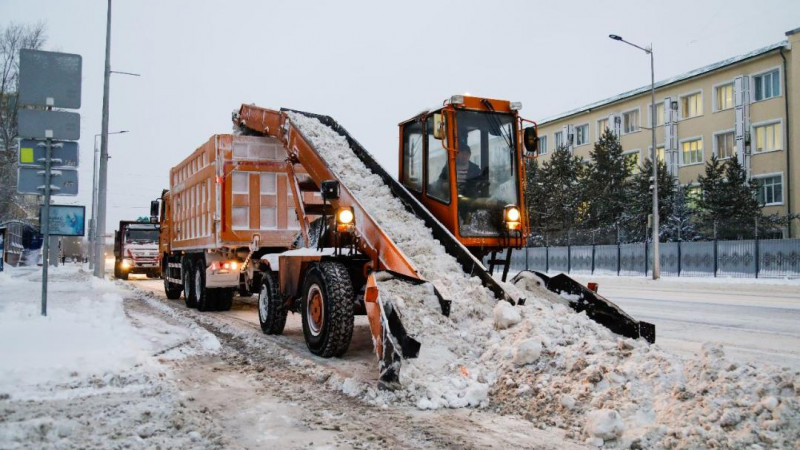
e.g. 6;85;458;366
158;96;654;383
113;220;160;280
157;134;321;311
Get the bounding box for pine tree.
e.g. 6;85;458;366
585;129;633;234
623;158;676;242
527;146;587;244
695;155;727;238
663;185;701;241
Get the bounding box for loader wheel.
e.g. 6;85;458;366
194;263;212;312
183;259;197;308
301;262;354;357
258;272;287;335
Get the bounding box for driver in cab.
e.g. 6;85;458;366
439;143;483;196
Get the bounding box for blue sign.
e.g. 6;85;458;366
41;205;85;236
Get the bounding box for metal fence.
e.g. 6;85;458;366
492;238;800;279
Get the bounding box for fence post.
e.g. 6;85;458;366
755;237;760;279
545;245;549;274
525;246;529;271
677;241;682;277
644;241;649;277
713;238;718;277
567;244;572;274
591;244;596;275
617;243;621;276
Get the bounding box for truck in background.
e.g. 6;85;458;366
113;220;160;280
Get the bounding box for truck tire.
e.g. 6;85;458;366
114;261;129;280
194;262;212;312
215;289;234;311
300;262;354;357
164;262;182;300
183;259;197;308
258;272;286;335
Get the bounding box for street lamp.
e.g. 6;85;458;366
89;130;128;270
609;34;660;280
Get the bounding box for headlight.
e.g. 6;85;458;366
121;259;133;269
504;205;521;231
449;94;465;105
336;207;355;233
509;101;522;111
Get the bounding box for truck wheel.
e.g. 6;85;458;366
258;272;287;335
194;263;212;312
183;259;197;308
300;262;354;357
215;289;234;311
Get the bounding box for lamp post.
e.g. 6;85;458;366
609;34;660;280
89;130;127;270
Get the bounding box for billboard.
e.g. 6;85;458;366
41;205;85;236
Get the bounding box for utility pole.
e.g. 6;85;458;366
94;0;112;278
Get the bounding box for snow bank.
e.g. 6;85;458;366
0;266;219;400
286;112;800;448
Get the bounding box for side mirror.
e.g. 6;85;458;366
150;200;160;222
523;127;539;153
433;113;444;140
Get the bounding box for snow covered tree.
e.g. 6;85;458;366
527;146;587;244
0;22;47;221
663;185;701;241
623;158;676;242
584;129;633;235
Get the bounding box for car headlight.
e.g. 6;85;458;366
121;259;133;269
504;205;521;231
336;207;355;233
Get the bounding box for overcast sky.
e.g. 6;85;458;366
3;0;800;236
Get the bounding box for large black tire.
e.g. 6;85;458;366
194;262;213;312
300;262;354;357
183;258;197;308
216;289;234;311
114;261;129;280
258;272;287;335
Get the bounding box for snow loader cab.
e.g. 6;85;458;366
399;95;532;278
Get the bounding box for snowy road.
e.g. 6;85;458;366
569;275;800;370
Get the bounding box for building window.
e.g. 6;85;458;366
538;135;548;155
575;124;589;146
681;92;702;119
232;172;249;194
554;131;564;149
597;118;609;138
755;174;783;205
649;103;664;127
622;110;639;134
656;146;665;163
681;138;703;165
714;131;736;159
715;83;734;111
753;122;782;153
754;69;780;101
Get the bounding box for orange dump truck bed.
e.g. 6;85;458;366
162;134;317;252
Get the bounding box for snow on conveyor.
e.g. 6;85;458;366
286;113;800;448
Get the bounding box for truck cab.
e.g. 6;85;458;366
114;220;161;280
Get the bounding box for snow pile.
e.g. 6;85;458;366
286;113;800;448
0;266;219;400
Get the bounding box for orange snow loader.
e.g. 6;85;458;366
157;96;654;384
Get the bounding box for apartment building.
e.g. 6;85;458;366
535;27;800;237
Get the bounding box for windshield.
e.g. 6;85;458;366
455;110;519;237
125;228;159;244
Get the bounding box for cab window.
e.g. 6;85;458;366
401;121;423;192
425;115;450;203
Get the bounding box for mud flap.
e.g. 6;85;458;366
517;271;656;344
